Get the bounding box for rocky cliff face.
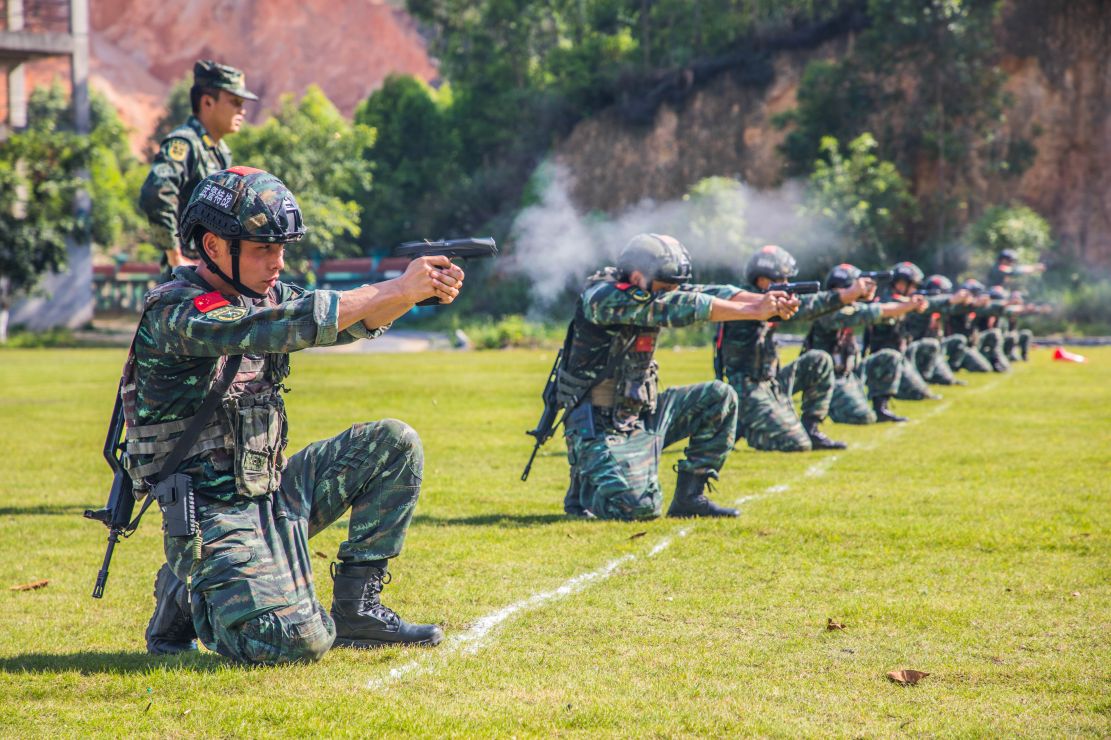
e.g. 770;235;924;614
9;0;436;152
555;0;1111;267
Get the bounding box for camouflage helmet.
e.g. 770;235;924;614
961;278;986;295
891;261;925;286
988;285;1007;300
825;263;861;291
617;233;693;284
998;248;1019;263
745;245;798;285
179;166;306;248
922;274;953;295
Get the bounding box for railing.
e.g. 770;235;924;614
0;0;71;34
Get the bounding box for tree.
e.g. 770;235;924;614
232;86;376;263
27;83;148;251
147;75;192;159
354;75;461;250
803;133;917;269
0;128;89;342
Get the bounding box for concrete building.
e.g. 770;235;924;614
1;0;93;331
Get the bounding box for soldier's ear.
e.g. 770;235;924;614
201;231;225;260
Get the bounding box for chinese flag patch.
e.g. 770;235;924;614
635;334;656;353
193;291;230;313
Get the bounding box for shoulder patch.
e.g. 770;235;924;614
206;305;249;322
193;291;230;313
166;138;190;162
627;287;652;303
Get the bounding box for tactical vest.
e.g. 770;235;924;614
556;270;660;432
120;280;289;499
803;321;857;377
866;291;910;353
716;319;779;383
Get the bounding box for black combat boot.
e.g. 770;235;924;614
872;395;907;423
803;415;847;450
330;563;444;648
667;470;739;518
145;563;198;655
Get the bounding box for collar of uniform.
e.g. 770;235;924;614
186;115;219;150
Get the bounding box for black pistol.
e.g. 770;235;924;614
393;237;498;306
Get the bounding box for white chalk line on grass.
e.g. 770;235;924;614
367;378;1008;689
367;527;693;690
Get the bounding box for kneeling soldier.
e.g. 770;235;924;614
131;168;462;663
714;246;873;451
804;264;922;424
560;234;797;520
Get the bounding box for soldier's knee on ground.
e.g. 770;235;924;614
233;604;336;665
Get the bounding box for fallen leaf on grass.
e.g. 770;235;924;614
991;656;1004;664
827;619;846;631
1071;591;1081;598
887;669;930;686
628;531;647;540
10;579;49;591
313;551;328;559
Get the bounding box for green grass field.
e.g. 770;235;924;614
0;345;1108;737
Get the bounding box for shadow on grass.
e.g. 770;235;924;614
0;650;228;674
412;512;571;528
0;503;91;517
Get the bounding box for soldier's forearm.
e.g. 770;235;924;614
338;280;416;332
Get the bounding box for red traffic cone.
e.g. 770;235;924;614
1053;346;1087;363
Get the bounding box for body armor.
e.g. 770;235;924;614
556;269;661;432
120;280;290;499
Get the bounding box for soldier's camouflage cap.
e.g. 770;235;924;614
179;166;306;246
194;59;258;101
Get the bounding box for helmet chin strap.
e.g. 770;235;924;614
196;237;266;300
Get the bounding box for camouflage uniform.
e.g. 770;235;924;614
864;287;935;400
804;303;903;425
139;62;256;274
126;168;432;664
944;304;994;372
713;286;843;451
974;301;1012;372
123;267;417;664
903;294;964;384
560;269;738;521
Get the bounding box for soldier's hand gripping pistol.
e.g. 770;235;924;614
393;237;498;306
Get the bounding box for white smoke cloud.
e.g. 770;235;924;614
507;161;839;313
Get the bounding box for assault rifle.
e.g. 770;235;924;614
394;237;498;306
768;280;821;295
521;348;563;482
83;390;139;599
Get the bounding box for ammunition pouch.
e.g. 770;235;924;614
225;388;287;498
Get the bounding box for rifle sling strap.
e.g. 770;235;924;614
124;355;243;535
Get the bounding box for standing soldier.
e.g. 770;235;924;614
134;168;462;662
987;248;1045;291
862;262;936;401
803;264;923;425
714;246;873;452
559;234;798;521
140;60;257;278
